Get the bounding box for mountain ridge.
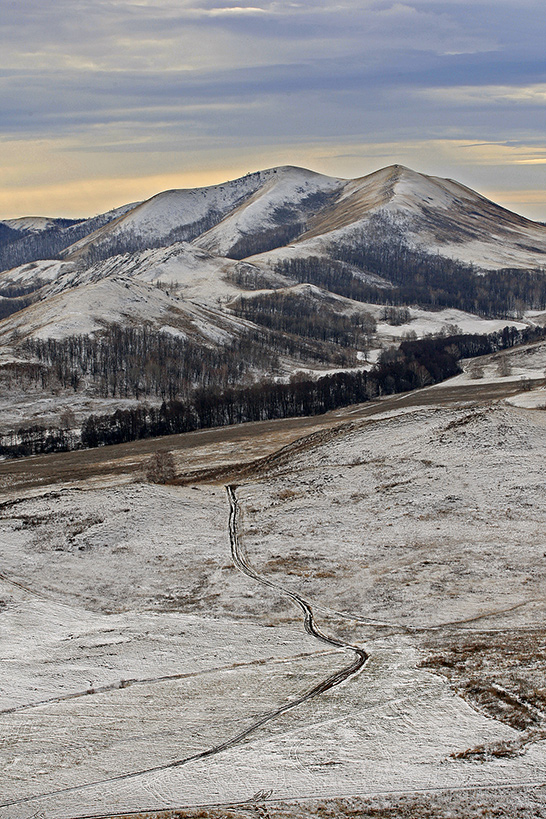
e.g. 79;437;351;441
1;164;545;275
0;162;545;356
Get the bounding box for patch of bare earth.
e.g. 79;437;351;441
421;629;546;758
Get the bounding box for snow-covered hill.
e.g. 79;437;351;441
191;165;343;257
0;259;76;291
1;216;79;235
249;165;546;271
60;167;323;262
0;162;545;413
42;243;272;304
56;164;546;272
0;275;250;344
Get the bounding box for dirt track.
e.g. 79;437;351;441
0;483;367;815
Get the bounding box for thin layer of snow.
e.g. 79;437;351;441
7;165;546;283
60;242;244;303
193;166;344;256
0;276;248;344
0;259;75;289
0;393;161;436
375;307;527;340
421;236;546;270
250;164;546;272
63;168;330;258
2;400;546;817
2;216;72;234
439;339;546;386
506;387;546;408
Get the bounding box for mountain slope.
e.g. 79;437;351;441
0;202;142;274
1;216;81;235
191;165;343;258
43;243;288;304
0;275;252;343
59;167;328;263
250;165;546;271
0;163;545;355
4;164;545;281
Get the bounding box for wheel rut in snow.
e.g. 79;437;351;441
0;485;367;812
227;484;368;690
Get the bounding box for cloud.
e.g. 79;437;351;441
203;6;268;15
420;83;546;106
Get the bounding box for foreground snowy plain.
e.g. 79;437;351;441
1;346;546;818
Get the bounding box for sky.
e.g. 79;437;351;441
0;0;545;220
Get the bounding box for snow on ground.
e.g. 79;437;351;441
422;236;546;270
0;391;161;436
0;275;248;344
0;259;75;290
2;386;546;817
239;403;546;629
2;217;70;234
64;167;335;259
245;239;392;289
375;306;527;340
247;165;546;272
440;338;546;387
193;166;343;256
61;243;243;304
506;387;546;408
0;277;175;340
0;483;345;814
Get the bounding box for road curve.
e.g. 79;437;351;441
0;486;367;813
227;484;368;689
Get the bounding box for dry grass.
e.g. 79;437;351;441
263;553;317;575
276;488;302;501
93;785;546;819
421;629;546;733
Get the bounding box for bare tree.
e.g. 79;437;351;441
496;356;512;377
144;451;176;484
469;361;485;379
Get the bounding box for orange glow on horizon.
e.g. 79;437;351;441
1;165;545;223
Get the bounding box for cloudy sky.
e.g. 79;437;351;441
1;0;545;219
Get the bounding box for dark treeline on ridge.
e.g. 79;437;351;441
0;220;84;273
276;241;546;317
230;290;376;348
2;324;544;458
0;293;35;320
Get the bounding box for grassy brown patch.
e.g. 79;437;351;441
421;629;546;733
94;785;546;819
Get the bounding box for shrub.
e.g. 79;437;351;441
144;451;176;484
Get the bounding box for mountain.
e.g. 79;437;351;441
242;164;546;272
55;166;342;265
0;275;254;344
1;216;81;235
0;162;545;446
43;163;545;273
2;164;546;289
0;202;141;274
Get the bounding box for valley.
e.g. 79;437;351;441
0;164;546;818
1;163;546;460
1;346;546;818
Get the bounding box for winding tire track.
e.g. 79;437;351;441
0;485;367;813
226;484;368;689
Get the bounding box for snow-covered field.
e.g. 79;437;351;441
446;336;546;386
1;357;546;818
